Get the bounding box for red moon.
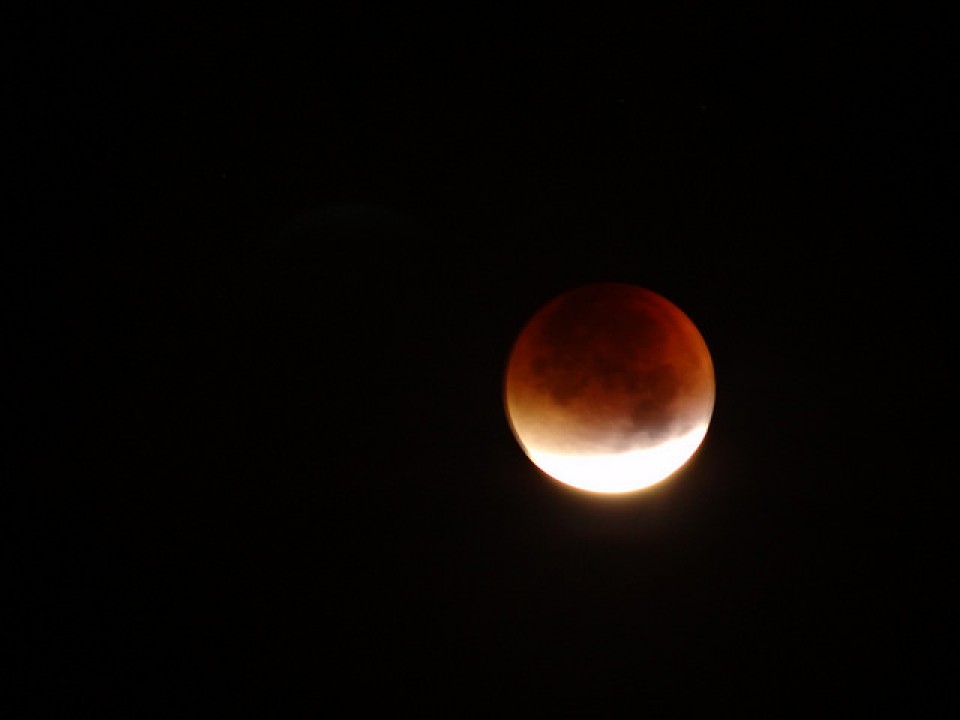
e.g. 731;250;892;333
504;283;715;493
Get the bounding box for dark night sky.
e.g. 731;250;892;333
5;4;956;713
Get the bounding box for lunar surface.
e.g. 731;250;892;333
504;283;715;493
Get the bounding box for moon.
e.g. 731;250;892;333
504;283;715;493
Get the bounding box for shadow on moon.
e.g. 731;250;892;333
505;283;715;492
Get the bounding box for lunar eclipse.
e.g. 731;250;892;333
504;283;715;493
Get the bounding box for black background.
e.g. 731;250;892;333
6;3;956;713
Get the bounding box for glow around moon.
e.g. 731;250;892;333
504;283;715;494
